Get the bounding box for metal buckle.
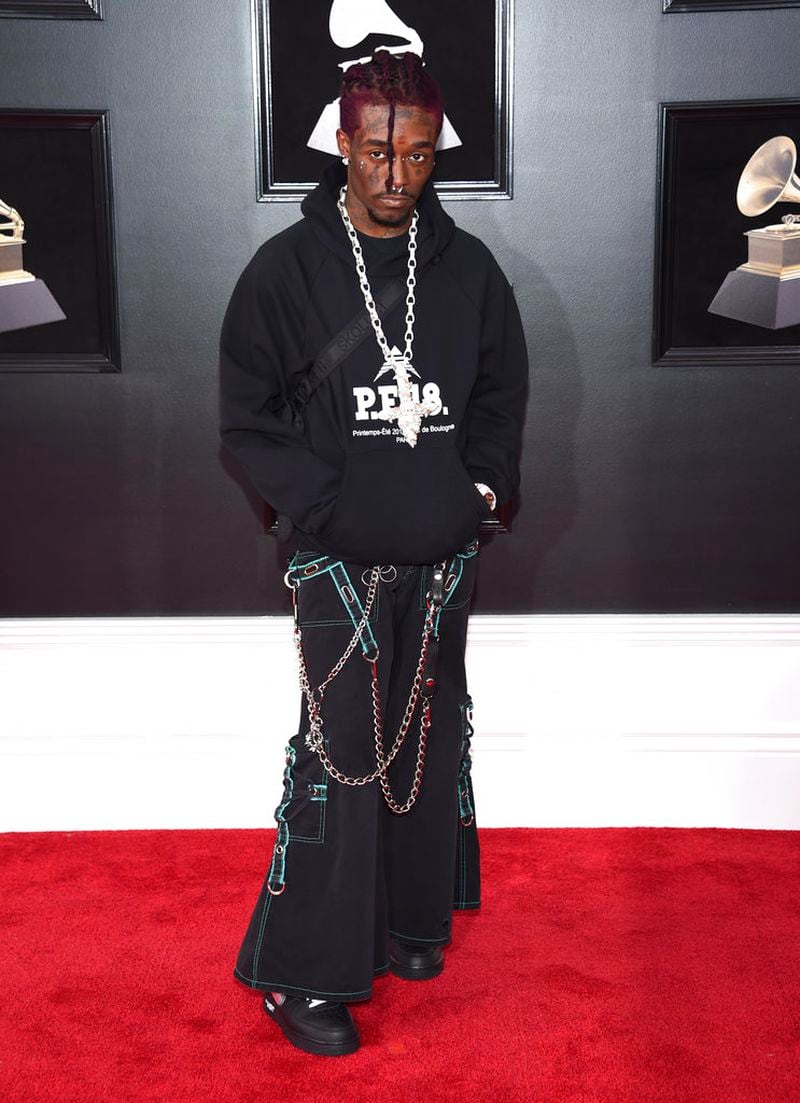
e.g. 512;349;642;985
426;563;446;608
361;565;398;585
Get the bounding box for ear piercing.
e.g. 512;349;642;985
342;156;349;165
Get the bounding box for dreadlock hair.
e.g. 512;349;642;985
339;51;444;192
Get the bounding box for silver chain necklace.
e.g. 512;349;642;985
337;185;438;446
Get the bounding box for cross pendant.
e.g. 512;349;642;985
374;347;437;447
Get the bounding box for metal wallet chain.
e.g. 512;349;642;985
288;564;444;815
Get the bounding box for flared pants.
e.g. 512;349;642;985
233;542;481;1002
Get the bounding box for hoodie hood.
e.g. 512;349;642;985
300;161;456;275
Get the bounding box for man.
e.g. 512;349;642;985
219;50;527;1056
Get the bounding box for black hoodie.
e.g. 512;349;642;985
219;163;528;566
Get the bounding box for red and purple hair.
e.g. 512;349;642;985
340;51;444;190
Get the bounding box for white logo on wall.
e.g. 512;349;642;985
307;0;462;156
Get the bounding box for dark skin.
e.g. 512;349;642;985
336;102;439;237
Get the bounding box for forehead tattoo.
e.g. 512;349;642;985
360;105;429;134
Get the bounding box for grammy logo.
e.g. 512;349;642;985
306;0;462;157
708;136;800;331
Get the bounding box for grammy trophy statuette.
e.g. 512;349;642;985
0;196;65;335
708;136;800;330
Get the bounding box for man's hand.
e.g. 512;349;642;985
474;483;496;511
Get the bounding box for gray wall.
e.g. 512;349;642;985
1;0;800;616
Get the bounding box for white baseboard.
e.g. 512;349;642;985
1;615;798;831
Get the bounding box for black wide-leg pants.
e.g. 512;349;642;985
233;543;481;1003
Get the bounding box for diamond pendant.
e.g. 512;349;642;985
374;346;438;447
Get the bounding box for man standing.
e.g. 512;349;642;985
219;51;527;1056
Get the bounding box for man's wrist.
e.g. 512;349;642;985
474;482;496;511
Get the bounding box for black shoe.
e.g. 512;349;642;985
262;992;360;1056
388;938;444;980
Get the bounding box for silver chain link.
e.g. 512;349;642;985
337;185;418;367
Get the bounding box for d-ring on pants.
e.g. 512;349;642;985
233;541;481;1003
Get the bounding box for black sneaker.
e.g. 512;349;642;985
262;992;360;1056
388;938;444;980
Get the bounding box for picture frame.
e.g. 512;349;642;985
252;0;514;202
664;0;800;11
653;98;800;367
0;0;102;18
0;109;120;373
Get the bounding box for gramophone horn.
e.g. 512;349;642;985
737;135;800;218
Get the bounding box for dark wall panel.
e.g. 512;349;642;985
1;0;800;615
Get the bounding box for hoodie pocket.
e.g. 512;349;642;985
319;446;491;565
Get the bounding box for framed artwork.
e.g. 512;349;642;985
0;0;102;17
0;110;120;372
664;1;800;10
653;98;800;367
252;0;514;201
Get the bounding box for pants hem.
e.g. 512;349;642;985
453;900;480;911
233;966;373;1003
388;929;452;946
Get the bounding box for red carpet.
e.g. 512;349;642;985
1;827;797;1102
